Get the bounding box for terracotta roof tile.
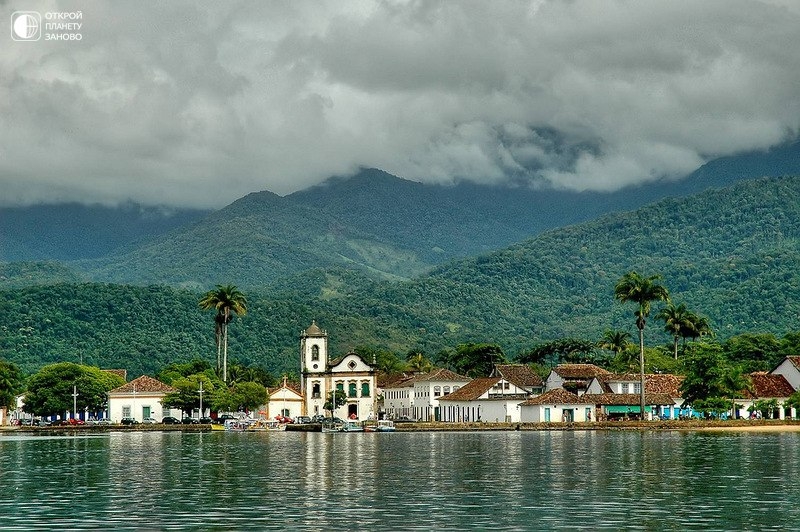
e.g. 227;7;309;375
520;389;592;406
553;364;611;379
745;373;795;399
414;368;471;383
582;393;675;406
645;374;685;397
438;378;500;402
110;375;175;394
494;364;543;388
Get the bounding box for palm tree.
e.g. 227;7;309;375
614;271;670;417
199;284;248;383
656;302;692;360
406;351;433;374
599;329;636;372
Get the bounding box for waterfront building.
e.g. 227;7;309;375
263;378;304;420
438;375;530;423
107;375;182;422
770;356;800;391
731;372;796;419
545;363;611;395
585;372;686;419
519;389;593;422
300;321;377;420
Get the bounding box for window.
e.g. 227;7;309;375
503;382;510;390
633;383;641;394
434;386;441;397
311;345;319;361
348;382;357;398
443;386;450;395
336;382;344;393
122;406;131;418
621;383;629;394
312;382;321;399
361;382;370;397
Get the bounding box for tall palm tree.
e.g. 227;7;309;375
199;284;247;383
614;271;670;417
656;302;693;360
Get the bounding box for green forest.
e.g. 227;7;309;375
2;175;800;380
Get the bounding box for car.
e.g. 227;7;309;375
311;414;326;423
198;417;213;424
213;414;236;425
161;416;181;424
182;417;200;424
121;417;139;425
295;416;311;425
68;418;85;425
142;417;158;424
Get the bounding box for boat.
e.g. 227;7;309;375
224;419;249;432
374;420;396;432
339;421;364;432
321;419;344;433
247;419;287;431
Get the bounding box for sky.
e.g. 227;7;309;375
2;0;799;208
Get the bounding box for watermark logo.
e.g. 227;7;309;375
11;11;41;41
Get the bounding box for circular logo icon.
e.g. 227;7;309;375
11;12;41;41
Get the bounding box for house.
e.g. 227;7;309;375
582;392;675;420
585;372;686;419
107;375;182;422
300;321;377;421
492;364;544;394
769;356;800;391
381;374;416;420
438;376;530;423
263;378;304;420
732;372;796;419
545;364;611;395
519;389;594;423
412;368;471;421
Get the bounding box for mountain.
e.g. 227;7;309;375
0;201;209;262
3;175;800;377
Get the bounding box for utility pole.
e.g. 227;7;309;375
72;385;78;421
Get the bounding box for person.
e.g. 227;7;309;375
587;409;592;422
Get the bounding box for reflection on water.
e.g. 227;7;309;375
1;430;799;530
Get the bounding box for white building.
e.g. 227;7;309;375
770;356;800;391
438;376;530;423
300;321;377;421
263;378;304;420
519;389;594;423
107;375;182;422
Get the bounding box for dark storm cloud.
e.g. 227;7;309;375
1;0;798;207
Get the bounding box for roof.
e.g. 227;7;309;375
303;320;326;336
413;368;471;383
520;389;592;406
103;369;127;381
494;364;543;388
744;372;795;399
553;364;611;380
582;393;675;406
645;374;684;397
438;378;501;402
772;356;800;372
269;381;302;395
109;375;175;394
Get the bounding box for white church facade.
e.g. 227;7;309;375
300;321;377;421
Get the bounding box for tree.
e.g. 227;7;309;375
519;338;600;366
720;365;752;419
24;363;124;418
445;343;506;378
656;302;693;360
614;271;670;416
680;343;728;406
0;360;24;411
161;373;219;417
406;351;433;373
323;389;346;417
211;381;268;414
199;284;248;383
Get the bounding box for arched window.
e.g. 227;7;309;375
311;345;319;361
434;386;441;397
361;382;370;397
312;382;321;399
348;382;357;398
336;382;344;393
443;386;450;395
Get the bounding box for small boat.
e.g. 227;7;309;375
339;421;364;432
224;419;249;432
374;420;396;432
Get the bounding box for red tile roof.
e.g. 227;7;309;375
520;389;592;406
109;375;175;394
438;378;500;402
414;368;471;383
582;393;675;406
494;364;543;388
553;364;611;380
744;373;795;399
645;374;685;397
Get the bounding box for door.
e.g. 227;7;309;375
544;408;550;422
142;406;151;420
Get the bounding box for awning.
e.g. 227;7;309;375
605;405;652;414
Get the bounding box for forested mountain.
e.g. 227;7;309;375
0;202;209;261
3;175;800;377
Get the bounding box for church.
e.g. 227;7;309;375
299;321;377;421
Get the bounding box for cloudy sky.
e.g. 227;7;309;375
2;0;799;208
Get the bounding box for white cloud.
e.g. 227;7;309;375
0;0;798;207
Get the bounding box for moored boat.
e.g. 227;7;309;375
374;420;396;432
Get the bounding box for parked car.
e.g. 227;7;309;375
161;416;181;424
295;416;311;425
198;417;213;424
142;417;157;424
182;417;200;424
68;418;85;425
311;414;326;423
121;417;139;425
213;414;236;425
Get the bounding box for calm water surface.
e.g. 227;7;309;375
1;430;798;530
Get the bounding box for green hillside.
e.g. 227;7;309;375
3;176;800;377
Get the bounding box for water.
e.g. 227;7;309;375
1;430;798;530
